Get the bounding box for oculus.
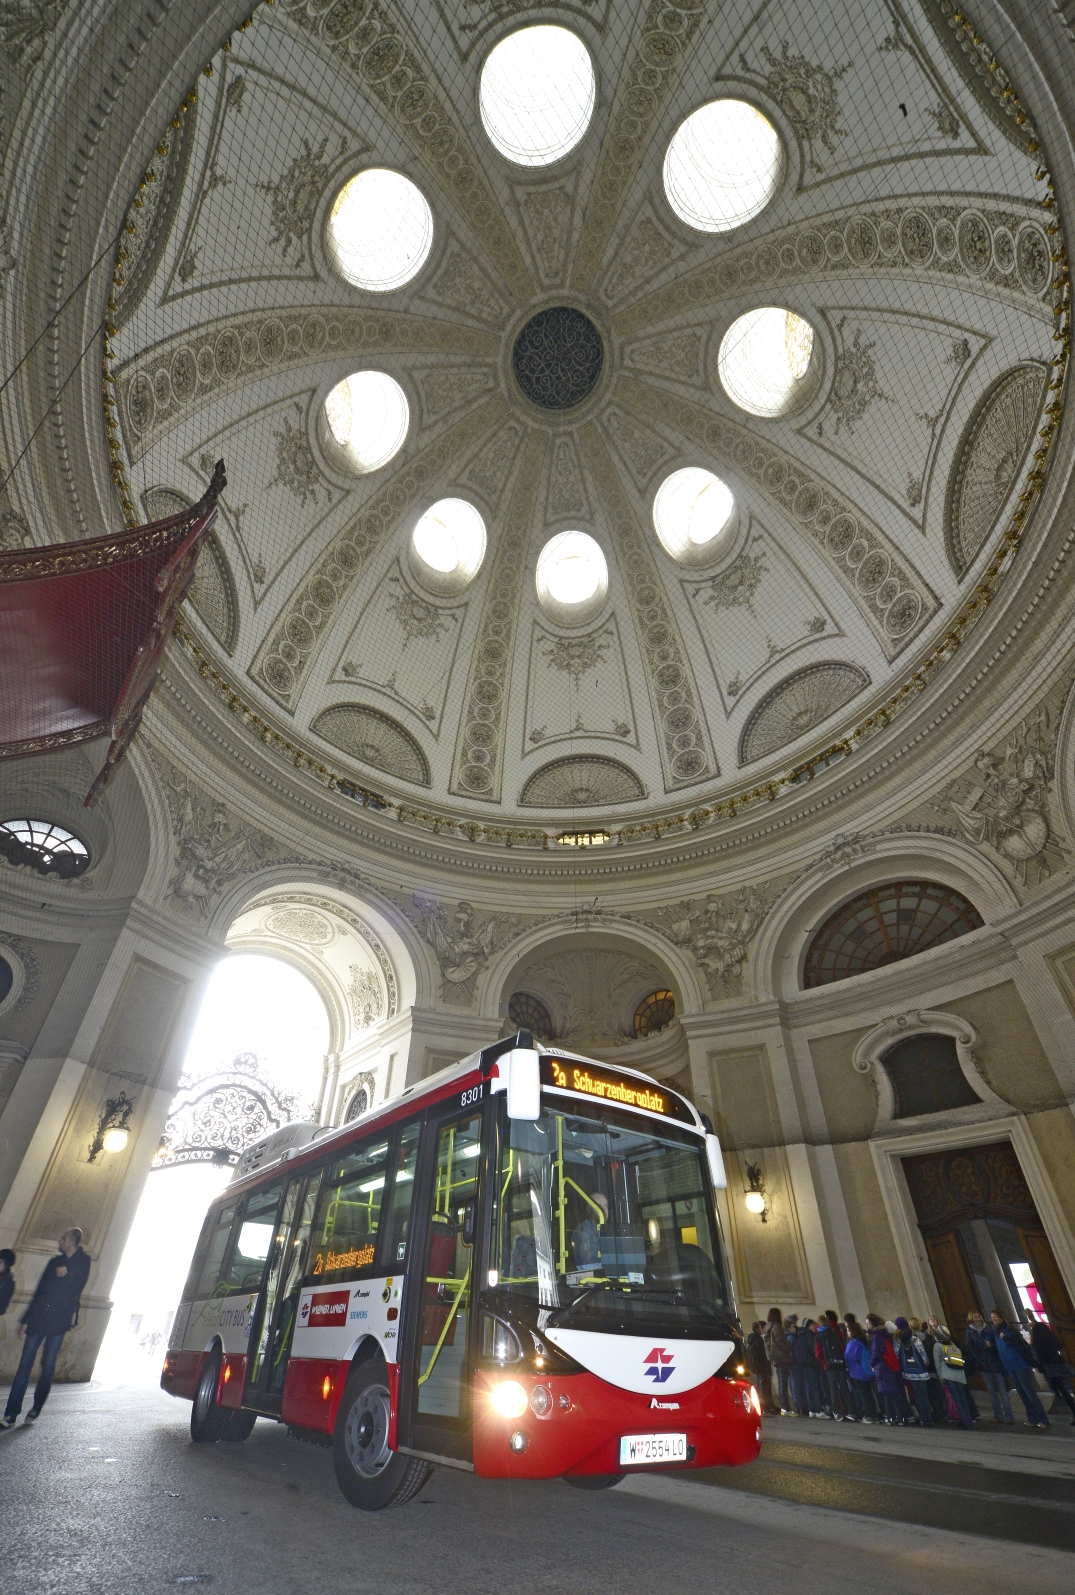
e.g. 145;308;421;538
312;704;431;787
410;497;487;595
535;530;608;626
663;99;784;234
718;307;819;418
479;25;596;167
513;306;603;410
652;467;737;566
520;754;645;808
325;168;434;292
803;881;984;988
322;371;409;474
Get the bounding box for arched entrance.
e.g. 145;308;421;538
93;956;329;1381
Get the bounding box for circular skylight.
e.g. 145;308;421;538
410;498;487;595
535;530;608;625
479;25;596;167
663;99;784;234
323;371;409;473
325;168;434;291
652;468;738;565
718;308;819;418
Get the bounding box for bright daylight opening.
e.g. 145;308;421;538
323;370;409;473
411;497;487;587
536;529;607;615
663;99;783;233
718;307;817;418
93;955;329;1386
326;168;435;292
652;467;737;564
479;25;596;167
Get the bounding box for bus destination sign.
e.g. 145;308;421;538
540;1055;694;1125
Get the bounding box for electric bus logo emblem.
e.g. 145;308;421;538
643;1347;675;1383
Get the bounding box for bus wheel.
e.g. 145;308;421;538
333;1361;432;1511
562;1473;625;1490
190;1354;229;1443
220;1409;257;1442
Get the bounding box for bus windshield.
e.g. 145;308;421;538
490;1099;734;1337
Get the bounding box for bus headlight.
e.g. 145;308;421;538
490;1380;529;1419
748;1385;762;1416
529;1385;552;1417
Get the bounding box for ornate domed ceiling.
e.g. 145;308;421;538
104;0;1067;837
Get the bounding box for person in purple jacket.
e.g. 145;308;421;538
866;1313;907;1424
843;1325;879;1422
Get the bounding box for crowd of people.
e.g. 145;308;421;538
745;1306;1075;1432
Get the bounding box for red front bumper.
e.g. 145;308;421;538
472;1368;761;1478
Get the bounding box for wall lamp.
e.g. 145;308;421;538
88;1090;135;1162
744;1162;768;1223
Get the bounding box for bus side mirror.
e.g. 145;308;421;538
506;1048;541;1121
706;1133;727;1191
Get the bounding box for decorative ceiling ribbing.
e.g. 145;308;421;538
103;0;1068;844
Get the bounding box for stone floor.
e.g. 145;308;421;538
1;1382;1072;1593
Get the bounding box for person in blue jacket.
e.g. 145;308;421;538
988;1310;1049;1428
843;1325;879;1422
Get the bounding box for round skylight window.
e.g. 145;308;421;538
663;99;784;234
410;498;487;595
322;371;409;474
325;168;434;291
479;25;596;167
718;308;819;418
535;530;608;626
652;468;738;566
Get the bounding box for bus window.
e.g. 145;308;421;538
493;1104;731;1330
416;1114;482;1420
307;1139;391;1284
219;1182;284;1295
382;1121;421;1266
182;1202;236;1302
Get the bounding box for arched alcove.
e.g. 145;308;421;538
751;832;1016;1004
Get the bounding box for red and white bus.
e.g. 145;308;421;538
162;1033;761;1508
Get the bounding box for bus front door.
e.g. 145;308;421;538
243;1172;319;1414
397;1105;484;1463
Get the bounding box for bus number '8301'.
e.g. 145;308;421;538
460;1084;482;1108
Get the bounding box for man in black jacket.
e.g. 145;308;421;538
1;1229;90;1427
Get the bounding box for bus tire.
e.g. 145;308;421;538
333;1361;433;1510
562;1472;625;1490
190;1353;229;1443
220;1409;257;1442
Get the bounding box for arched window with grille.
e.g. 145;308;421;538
508;991;554;1040
803;881;984;988
633;990;676;1038
344;1085;369;1122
